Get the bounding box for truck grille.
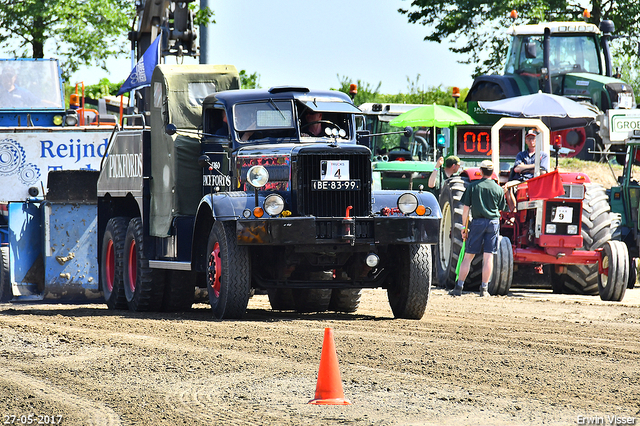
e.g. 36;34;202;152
297;150;372;217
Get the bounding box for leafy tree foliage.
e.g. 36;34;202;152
336;74;468;111
399;0;640;77
239;70;261;89
0;0;134;79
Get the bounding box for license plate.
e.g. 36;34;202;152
552;206;573;223
312;179;360;191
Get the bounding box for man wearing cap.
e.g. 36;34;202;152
427;155;461;198
512;129;550;181
452;159;508;297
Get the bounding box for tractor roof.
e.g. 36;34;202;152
508;22;600;36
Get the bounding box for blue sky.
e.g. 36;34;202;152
71;0;477;94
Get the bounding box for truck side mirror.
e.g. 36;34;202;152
356;130;371;148
525;42;537;59
198;155;212;168
165;123;177;135
403;126;413;138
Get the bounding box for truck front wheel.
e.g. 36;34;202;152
123;218;164;311
206;221;251;319
387;244;431;320
100;217;128;309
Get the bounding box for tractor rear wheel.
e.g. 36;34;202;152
598;240;629;301
552;184;614;295
436;177;482;290
490;236;513;295
387;244;431;319
627;257;637;289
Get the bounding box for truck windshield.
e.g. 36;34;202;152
233;100;299;142
0;59;64;109
505;35;601;77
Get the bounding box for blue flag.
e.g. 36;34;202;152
116;35;161;96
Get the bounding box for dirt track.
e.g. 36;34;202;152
1;287;639;426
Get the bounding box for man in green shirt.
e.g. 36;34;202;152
452;160;508;297
427;155;461;198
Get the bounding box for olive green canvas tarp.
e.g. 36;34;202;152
149;64;239;237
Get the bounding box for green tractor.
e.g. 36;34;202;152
466;20;639;161
609;130;640;296
359;103;446;191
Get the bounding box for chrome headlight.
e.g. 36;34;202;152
247;165;269;188
264;194;285;216
397;193;418;214
64;112;78;126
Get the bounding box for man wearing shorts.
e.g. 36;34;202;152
451;160;508;297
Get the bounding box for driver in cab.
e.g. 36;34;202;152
301;110;325;137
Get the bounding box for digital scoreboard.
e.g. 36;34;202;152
456;127;523;158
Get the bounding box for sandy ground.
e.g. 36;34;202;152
1;285;639;426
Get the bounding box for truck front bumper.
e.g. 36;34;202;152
236;216;439;246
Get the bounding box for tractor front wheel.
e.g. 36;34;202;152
598;240;629;302
489;236;513;296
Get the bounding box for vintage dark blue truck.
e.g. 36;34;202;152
96;65;441;319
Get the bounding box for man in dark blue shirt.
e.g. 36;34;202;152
512;129;550;181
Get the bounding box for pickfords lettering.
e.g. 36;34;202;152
107;153;143;178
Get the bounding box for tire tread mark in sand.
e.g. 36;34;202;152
0;367;121;426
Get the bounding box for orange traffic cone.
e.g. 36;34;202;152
308;327;351;405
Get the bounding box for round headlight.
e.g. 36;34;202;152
64;113;78;126
397;193;418;214
264;194;285;216
53;115;63;126
247;165;269;188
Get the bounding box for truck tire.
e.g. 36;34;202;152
598;240;629;301
292;288;332;313
206;221;251;319
490;236;513;296
267;289;295;311
552;184;613;294
0;246;11;303
436;177;482;290
100;217;128;310
123;218;164;311
161;270;196;312
328;288;362;313
387;244;431;320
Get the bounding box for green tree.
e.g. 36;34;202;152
336;74;468;111
334;74;382;105
399;0;640;77
239;70;261;89
0;0;134;79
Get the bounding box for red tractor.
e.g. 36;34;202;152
436;118;629;300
